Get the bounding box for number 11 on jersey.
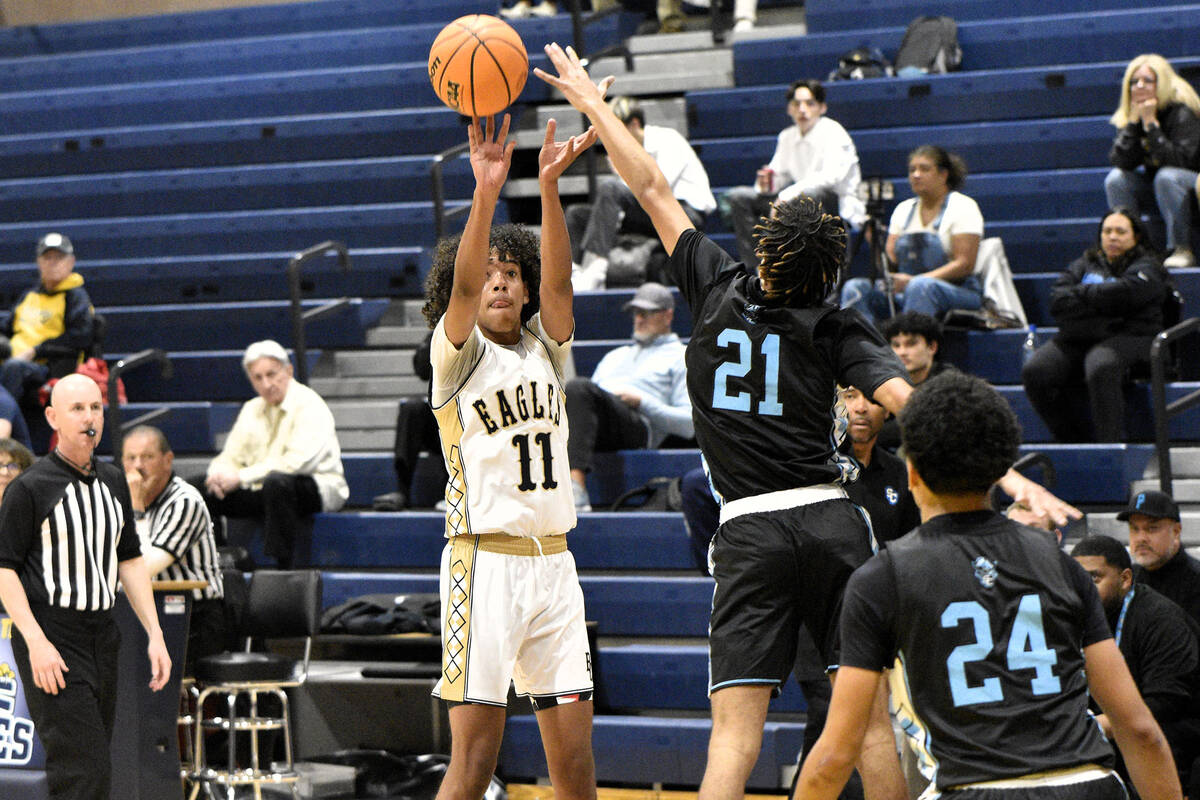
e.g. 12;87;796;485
712;329;783;416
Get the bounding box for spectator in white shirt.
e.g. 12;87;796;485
569;96;717;290
566;282;692;510
202;339;348;568
725;79;865;267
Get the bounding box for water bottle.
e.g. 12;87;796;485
1021;324;1037;366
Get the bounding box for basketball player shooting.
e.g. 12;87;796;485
535;42;1083;800
421;114;601;800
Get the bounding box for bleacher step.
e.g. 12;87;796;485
1130;480;1200;503
326;400;401;429
364;326;429;348
1140;448;1200;479
326;349;415;378
310;376;425;398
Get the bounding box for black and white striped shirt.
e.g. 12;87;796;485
140;475;222;601
0;452;140;612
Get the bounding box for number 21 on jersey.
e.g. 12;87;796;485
942;594;1061;707
712;328;783;416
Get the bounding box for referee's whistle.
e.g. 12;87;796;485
85;428;96;437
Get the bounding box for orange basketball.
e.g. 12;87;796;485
428;15;528;117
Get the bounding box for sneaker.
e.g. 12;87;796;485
1164;247;1195;268
435;499;448;512
571;258;607;291
732;17;754;32
572;481;592;513
526;0;557;16
499;1;531;19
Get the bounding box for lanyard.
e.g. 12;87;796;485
1114;587;1135;647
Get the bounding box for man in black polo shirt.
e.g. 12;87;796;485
1072;534;1200;792
0;375;171;800
795;372;1180;800
1124;490;1200;628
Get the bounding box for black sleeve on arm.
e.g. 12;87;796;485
833;311;910;397
0;481;36;572
1131;601;1198;724
1147;105;1200;169
1080;255;1168;317
839;553;899;671
1109;123;1145;170
664;229;738;314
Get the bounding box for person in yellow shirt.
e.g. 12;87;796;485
0;233;95;403
202;339;348;567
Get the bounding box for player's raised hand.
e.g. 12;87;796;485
466;114;515;197
534;43;616;113
538;118;599;183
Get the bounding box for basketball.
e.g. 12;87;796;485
428;15;528;117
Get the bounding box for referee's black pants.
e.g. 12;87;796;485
12;606;120;800
203;471;322;568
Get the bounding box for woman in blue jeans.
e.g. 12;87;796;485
1105;54;1200;269
840;145;983;324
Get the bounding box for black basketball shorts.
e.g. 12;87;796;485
708;497;874;694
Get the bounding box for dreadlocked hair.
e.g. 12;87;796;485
421;223;542;328
753;195;846;307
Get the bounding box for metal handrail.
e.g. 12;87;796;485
1151;316;1200;494
431;141;471;243
288;241;351;385
107;349;172;461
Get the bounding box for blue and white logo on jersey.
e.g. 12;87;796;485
972;557;998;588
885;487;899;505
740;303;763;325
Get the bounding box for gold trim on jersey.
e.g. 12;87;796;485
474;533;567;556
440;536;478;703
891;652;939;788
945;764;1113;792
434;399;470;537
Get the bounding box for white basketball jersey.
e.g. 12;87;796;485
430;313;576;538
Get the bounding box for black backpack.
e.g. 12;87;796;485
829;46;894;81
895;15;962;75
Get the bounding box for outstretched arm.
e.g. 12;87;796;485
535;44;694;256
538;118;599;343
444;115;516;348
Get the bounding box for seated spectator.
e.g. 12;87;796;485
373;331;447;510
0;437;33;504
840;146;984;324
1072;534;1200;792
1105;54;1200;269
567;96;715;289
0;233;95;404
591;0;684;33
201;340;348;568
567;282;691;510
499;0;557;17
123;425;226;674
1022;209;1170;442
725;79;865;268
1123;489;1200;629
877;311;954;451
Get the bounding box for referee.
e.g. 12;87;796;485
0;374;171;800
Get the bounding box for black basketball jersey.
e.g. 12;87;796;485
666;230;907;502
840;511;1115;790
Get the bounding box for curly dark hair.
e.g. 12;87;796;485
753;195;846;308
1070;535;1132;571
421;223;542;329
900;372;1020;494
882;311;943;348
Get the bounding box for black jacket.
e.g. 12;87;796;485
1135;548;1200;631
1109;102;1200;173
1050;249;1169;344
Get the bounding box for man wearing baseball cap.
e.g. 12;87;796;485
564;282;693;511
0;233;95;406
1122;489;1200;627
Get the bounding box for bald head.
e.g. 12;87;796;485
46;374;104;459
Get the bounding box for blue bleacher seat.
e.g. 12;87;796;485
98;298;387;352
573;288;693;339
311;511;699;571
114;350;317;402
732;7;1200;87
804;0;1141;34
688;59;1200;137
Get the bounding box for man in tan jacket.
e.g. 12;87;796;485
203;339;348;567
